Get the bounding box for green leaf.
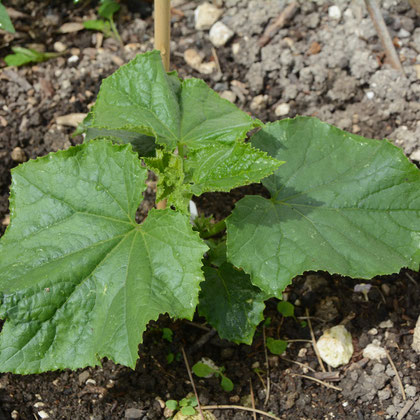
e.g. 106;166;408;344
227;117;420;296
76;112;156;157
166;352;175;364
83;19;112;37
0;2;15;33
277;301;294;318
5;47;59;67
99;0;120;20
181;406;196;416
90;51;258;151
166;400;178;411
0;140;208;373
220;375;234;392
162;327;173;343
266;338;287;355
184;142;283;196
199;263;266;344
192;362;215;378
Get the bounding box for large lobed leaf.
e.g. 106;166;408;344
90;50;258;150
0;141;207;373
227;117;420;296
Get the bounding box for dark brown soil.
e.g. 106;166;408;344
1;1;419;419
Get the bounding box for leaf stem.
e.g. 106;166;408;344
109;18;122;46
200;219;226;239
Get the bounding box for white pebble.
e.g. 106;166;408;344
328;5;341;20
220;90;236;103
38;411;50;419
366;91;374;100
275;103;290;116
368;328;378;336
412;315;420;354
209;22;234;48
379;319;394;329
363;340;387;361
194;2;223;30
317;325;353;368
67;55;79;64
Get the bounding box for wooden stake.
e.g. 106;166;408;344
154;0;170;210
154;0;171;71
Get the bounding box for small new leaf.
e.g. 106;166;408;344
5;47;59;67
192;362;215;378
266;338;288;355
277;301;295;318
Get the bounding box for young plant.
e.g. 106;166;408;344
0;50;419;374
166;395;198;417
4;47;60;67
83;0;121;43
192;360;234;392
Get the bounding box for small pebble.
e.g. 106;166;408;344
86;378;96;385
53;41;66;53
209;22;234;47
125;408;144;419
368;328;378;336
78;370;90;385
11;411;19;420
379;319;394;329
398;28;410;38
363;341;387;361
405;385;417;398
38;411;49;419
275;103;290;116
328;5;341;20
366;91;374;99
250;94;267;112
67;55;79;64
219;90;236;103
194;2;223;30
11;147;27;163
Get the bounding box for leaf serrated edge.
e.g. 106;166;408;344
2;139;138;241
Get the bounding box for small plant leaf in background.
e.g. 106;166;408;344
227;117;420;297
199;263;267;344
266;338;288;355
180;406;196;416
0;1;15;33
0;140;208;373
165;400;178;411
5;47;60;67
220;375;234;392
192;362;215;378
162;328;173;343
83;19;112;37
98;0;120;20
277;301;295;318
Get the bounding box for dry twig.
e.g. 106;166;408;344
364;0;404;73
201;405;282;420
259;1;299;47
262;326;271;405
249;380;257;420
292;373;343;392
181;346;205;420
305;308;326;372
385;348;406;401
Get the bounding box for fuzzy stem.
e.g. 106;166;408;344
200;220;226;239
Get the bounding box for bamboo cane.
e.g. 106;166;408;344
154;0;171;209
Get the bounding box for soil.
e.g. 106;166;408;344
0;0;419;419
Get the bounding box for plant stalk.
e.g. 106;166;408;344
200;220;226;239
